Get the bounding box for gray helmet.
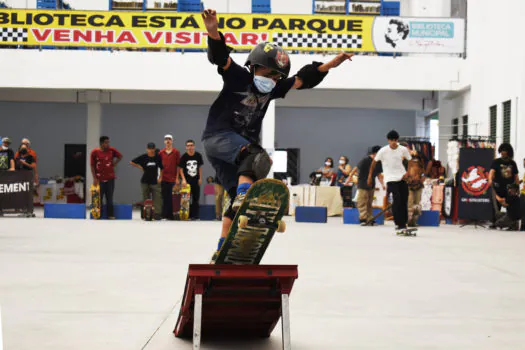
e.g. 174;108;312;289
245;42;291;78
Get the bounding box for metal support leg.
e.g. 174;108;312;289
281;294;291;350
193;294;202;350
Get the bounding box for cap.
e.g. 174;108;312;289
164;134;173;140
147;142;156;149
2;137;11;144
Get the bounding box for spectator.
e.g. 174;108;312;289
90;136;123;220
350;146;384;225
159;134;181;220
15;143;36;172
131;142;164;221
0;137;15;171
369;130;412;234
405;148;426;227
15;138;37;163
488;143;520;228
318;157;334;186
179;140;204;220
214;176;224;221
335;156;351;187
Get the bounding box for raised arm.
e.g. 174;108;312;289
203;9;232;71
292;52;354;90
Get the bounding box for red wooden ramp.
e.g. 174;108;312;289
174;264;299;349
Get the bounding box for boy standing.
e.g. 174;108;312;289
201;9;353;257
131;142;164;220
179;140;204;220
159;134;181;220
368;130;412;234
90;136;123;219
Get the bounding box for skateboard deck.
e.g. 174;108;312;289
142;199;154;221
179;184;191;221
212;179;290;265
397;228;417;236
90;184;101;219
365;204;392;226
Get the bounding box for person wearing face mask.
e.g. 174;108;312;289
15;144;36;172
336;156;352;187
201;9;354;260
488;143;520;228
0;137;15;171
318;157;335;186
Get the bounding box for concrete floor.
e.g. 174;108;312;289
1;211;525;350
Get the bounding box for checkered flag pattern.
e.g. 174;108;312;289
272;33;362;49
0;28;29;43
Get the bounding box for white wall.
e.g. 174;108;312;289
271;0;312;14
0;49;464;92
5;0;36;8
400;0;451;17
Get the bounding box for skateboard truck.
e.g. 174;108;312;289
174;264;298;350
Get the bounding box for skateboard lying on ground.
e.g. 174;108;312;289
179;184;191;221
142;199;154;221
90;184;101;219
397;228;417;236
212;178;289;265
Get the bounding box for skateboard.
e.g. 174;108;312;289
142;199;154;221
90;184;101;219
364;204;392;226
211;178;289;265
397;228;417;236
179;184;191;221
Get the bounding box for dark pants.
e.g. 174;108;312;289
388;180;409;229
100;179;115;217
189;182;200;219
521;195;525;231
161;181;175;219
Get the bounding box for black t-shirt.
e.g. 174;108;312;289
202;59;295;144
180;152;204;183
357;156;383;190
132;154;163;184
16;153;35;171
0;148;14;171
491;158;518;195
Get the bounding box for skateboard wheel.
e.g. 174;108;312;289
238;215;249;228
277;220;286;233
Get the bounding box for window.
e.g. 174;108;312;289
452;118;459;137
503;100;511;143
489;105;497;140
462;115;468;136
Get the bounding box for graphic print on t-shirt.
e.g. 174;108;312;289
233;90;271;139
186;160;198;177
500;164;514;179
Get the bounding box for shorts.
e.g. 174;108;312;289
203;131;250;193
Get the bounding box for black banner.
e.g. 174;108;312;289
457;148;495;221
0;171;34;211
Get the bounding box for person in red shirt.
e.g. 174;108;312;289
90;136;123;219
158;134;181;220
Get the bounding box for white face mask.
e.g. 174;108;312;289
339;160;345;165
253;75;276;94
325;162;331;167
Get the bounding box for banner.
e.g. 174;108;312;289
0;170;34;211
457;148;494;221
0;9;464;53
372;17;465;53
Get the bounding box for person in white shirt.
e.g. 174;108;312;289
368;130;412;233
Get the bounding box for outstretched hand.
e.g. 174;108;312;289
202;9;219;39
318;52;354;72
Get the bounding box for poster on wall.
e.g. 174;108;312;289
0;9;464;53
457;148;495;221
372;17;465;53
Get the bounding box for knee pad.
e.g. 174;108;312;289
222;187;237;220
237;144;272;181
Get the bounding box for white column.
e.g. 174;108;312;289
262;101;276;178
85;100;102;206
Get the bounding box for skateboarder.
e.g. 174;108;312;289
488;143;520;228
348;146;384;225
90;136;123;220
179;140;203;220
200;8;354;255
368;130;412;235
130;142;164;221
493;183;521;231
159;134;181;220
